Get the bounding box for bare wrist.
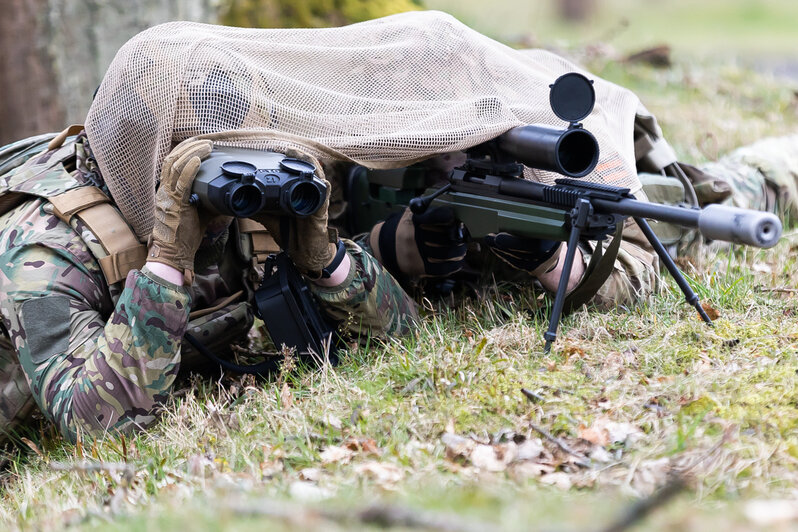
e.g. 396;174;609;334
536;244;585;293
145;261;185;286
312;252;351;287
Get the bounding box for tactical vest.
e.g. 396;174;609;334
0;126;280;373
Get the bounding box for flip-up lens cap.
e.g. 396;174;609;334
549;72;595;123
221;160;258;178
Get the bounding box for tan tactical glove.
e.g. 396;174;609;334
148;139;215;283
252;149;336;276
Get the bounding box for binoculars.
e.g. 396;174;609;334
191;147;328;218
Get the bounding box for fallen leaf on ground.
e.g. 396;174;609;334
322;413;342;430
354;461;404;488
630;458;670;496
509;462;554;479
578;417;641;447
442;433;475;463
343;437;381;455
469;442;517;472
700;302;720;320
539;472;572;490
299;467;322;482
515;439;545;461
320;445;354;465
289;481;332;501
280;382;293;409
259;459;283;478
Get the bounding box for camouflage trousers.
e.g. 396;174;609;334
0;336;36;438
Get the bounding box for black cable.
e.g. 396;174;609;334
184;333;280;375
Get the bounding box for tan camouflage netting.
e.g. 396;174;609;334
85;10;645;240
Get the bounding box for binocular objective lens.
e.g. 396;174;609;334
229;184;262;218
289;182;322;216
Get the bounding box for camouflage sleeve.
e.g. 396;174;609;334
0;238;190;441
699;134;798;221
309;238;418;338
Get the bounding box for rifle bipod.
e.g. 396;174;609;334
543;203;713;353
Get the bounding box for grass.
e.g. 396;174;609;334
3;6;798;531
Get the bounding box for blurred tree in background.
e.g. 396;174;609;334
0;0;422;144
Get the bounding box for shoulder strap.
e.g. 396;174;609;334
562;224;624;312
49;187;147;285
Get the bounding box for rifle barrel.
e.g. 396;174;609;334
493;177;782;248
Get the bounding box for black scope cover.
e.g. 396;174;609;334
549;72;595;124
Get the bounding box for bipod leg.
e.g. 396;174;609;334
633;217;712;325
544;199;590;352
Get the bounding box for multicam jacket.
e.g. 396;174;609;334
0;134;417;443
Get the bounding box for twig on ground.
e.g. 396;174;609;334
755;286;798;294
50;460;136;479
521;388;545;403
529;422;591;468
599;472;686;532
222;500;498;532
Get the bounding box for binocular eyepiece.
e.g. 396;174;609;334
191;148;327;218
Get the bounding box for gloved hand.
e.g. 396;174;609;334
251;149;337;275
369;206;467;278
148;139;217;282
484;233;561;276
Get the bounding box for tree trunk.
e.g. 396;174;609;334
557;0;596;22
0;0;65;144
0;0;218;145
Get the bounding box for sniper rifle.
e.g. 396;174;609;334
346;73;782;351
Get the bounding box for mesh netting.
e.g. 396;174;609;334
85;10;644;240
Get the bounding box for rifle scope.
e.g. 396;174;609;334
497;72;600;178
191;147;327;218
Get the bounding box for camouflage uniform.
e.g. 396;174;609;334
700;135;798;222
0;136;416;444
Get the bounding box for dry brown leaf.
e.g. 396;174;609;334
700;301;721;320
579;417;640;447
509;461;554;479
320;445;354;465
280;382;293;409
354;461;404;488
343;437;381;455
561;343;586;359
515;439;545;461
630;458;670;496
470;443;517;472
539;472;572;490
20;437;44;459
259;459;284;478
299;467;323;482
322;413;342;430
